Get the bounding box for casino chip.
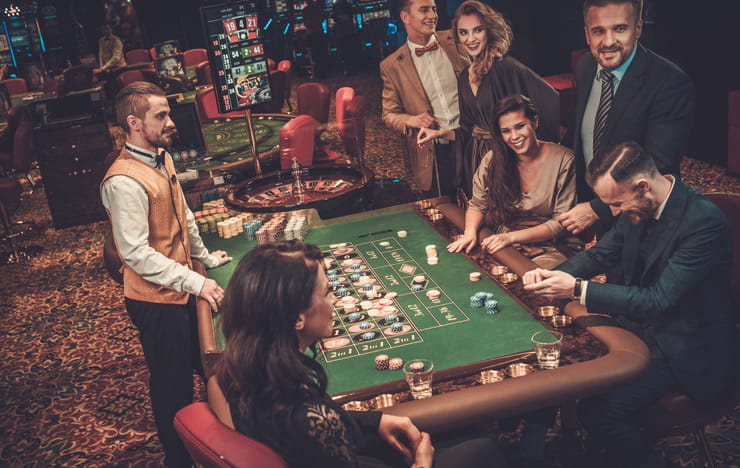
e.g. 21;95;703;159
388;357;404;370
390;322;404;333
375;354;390;370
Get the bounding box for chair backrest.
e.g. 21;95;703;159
704;192;740;315
280;114;317;170
296;82;330;124
251;70;285;114
570;49;589;73
196;61;213;86
174;402;288;468
149;47;157;61
277;60;292;96
117;69;146;88
335;86;355;130
183;49;208;68
125;48;152;65
195;87;243;121
2;78;28;96
62;65;94;93
339;95;368;158
267;58;277;71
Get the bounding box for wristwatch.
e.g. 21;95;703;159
572;277;583;301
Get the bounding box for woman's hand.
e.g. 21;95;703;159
480;232;515;254
411;432;435;468
417;128;445;146
447;232;477;253
377;414;422;464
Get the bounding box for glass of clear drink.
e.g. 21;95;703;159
403;359;434;399
531;330;563;370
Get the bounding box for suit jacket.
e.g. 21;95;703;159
571;44;695;220
558;179;737;401
380;31;468;190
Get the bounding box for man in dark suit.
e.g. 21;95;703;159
523;141;737;467
559;0;694;236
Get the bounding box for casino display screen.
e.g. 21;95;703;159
200;1;273;114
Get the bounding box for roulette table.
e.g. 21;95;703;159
225;163;373;217
196;199;650;427
176;113;293;173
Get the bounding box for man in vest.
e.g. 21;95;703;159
101;82;231;467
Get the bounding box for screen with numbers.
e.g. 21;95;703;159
201;1;272;113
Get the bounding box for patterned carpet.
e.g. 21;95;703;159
1;69;738;467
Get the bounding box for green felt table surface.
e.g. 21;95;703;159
186;114;292;171
203;206;550;395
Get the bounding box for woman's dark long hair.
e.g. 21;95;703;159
486;94;540;228
214;240;327;422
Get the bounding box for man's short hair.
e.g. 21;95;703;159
586;141;659;187
399;0;428;14
583;0;642;22
115;81;166;133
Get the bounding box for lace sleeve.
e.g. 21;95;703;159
293;401;359;468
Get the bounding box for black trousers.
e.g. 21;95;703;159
125;296;204;468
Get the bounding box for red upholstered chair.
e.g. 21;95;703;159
1;78;28;96
279;114;317;170
645;389;737;468
116;69;147;88
183;48;208;68
195;60;213;86
296;82;330;124
728;90;740;174
277;60;293;112
125;48;152;64
339;95;368;159
149;47;157;61
251;70;286;114
195;87;244;121
704;193;740;316
335;86;355;130
267;58;277;71
174;402;288;468
543;49;588;128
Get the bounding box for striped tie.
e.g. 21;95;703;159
593;69;615;158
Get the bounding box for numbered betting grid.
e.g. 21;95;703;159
319;237;470;363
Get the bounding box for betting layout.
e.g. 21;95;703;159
319;238;470;362
201;1;272;112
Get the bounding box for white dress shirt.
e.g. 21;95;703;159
408;36;459;133
101;143;218;297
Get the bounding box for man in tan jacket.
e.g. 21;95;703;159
380;0;467;196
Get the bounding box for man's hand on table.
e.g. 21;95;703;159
522;268;576;301
210;250;233;267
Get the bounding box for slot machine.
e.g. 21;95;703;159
351;0;392;57
1;2;45;77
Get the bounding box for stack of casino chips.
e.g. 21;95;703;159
243;219;263;240
255;214;287;244
213;213;252;238
470;292;499;314
284;216;308;240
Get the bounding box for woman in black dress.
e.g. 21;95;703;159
209;240;503;467
418;0;559;197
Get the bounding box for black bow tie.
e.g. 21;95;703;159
126;144;165;168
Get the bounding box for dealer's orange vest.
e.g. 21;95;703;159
101;148;192;304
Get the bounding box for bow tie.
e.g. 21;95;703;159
126;144;166;168
415;41;439;56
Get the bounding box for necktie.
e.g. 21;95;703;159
593;69;615;158
415;42;439;57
